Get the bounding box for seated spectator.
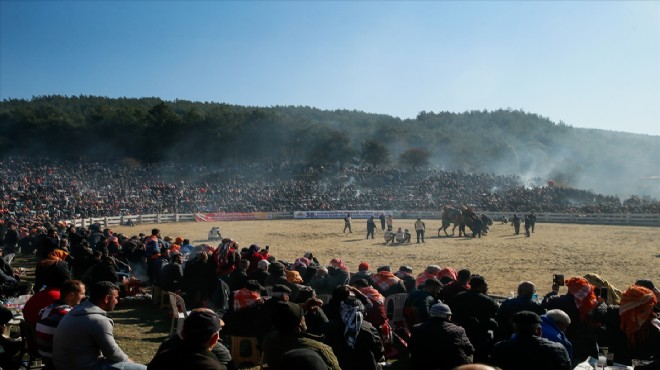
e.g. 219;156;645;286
53;281;147;370
223;280;265;336
404;277;443;327
349;262;374;285
35;280;86;363
415;265;442;288
370;266;407;297
160;253;184;293
149;309;228;370
321;297;385;370
584;273;622;304
409;303;474;370
261;302;341;370
327;258;350;288
540;309;573;360
227;259;249;292
248;259;270;286
308;267;333;295
488;311;571;370
395;266;416;293
0;306;23;370
441;268;471;306
184;251;216;309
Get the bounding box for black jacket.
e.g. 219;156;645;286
489;334;571;370
409;318;474;370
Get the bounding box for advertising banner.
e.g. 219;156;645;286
195;212;273;222
293;210;393;219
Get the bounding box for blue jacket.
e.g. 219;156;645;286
541;314;573;359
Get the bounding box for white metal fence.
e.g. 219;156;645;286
70;211;660;228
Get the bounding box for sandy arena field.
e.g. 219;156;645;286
114;219;659;297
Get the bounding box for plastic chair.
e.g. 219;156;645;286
230;336;261;368
167;292;190;336
384;293;408;326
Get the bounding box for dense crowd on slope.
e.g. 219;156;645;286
0;158;658;223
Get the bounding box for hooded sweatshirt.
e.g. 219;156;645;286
53;300;129;370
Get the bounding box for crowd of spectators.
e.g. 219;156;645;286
0;158;658;224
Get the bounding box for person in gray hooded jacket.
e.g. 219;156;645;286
52;281;147;370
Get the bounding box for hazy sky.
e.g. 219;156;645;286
1;1;658;136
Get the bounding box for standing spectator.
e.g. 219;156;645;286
524;214;532;237
366;216;376;239
53;281;147;370
450;275;499;362
495;281;545;341
414;218;425;243
488;311;571;370
386;215;393;231
343;213;352;233
379;213;386;231
409;303;474;370
35;280;86;363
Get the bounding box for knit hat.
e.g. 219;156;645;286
272;284;292;294
429;303;452;318
183;309;223;337
358;262;370;271
272;302;304;330
398;266;413;273
377;266;391;272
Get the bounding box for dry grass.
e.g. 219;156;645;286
16;220;659;365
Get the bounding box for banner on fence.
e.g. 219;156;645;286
293;210;393;219
195;212;273;222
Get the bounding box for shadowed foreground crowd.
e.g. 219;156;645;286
1;158;658;221
1;224;658;370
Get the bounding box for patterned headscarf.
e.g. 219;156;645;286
619;285;658;347
566;276;599;320
330;258;349;272
438;267;458;281
340;299;364;349
583;273;623;304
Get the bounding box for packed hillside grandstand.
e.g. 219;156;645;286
1;157;658;221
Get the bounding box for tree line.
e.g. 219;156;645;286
1;95;658;198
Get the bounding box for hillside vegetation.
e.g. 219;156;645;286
1;95;658;198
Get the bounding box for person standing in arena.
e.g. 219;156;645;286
379;213;386;231
512;214;521;235
414;218;426;243
343;213;352;233
366;216;376;239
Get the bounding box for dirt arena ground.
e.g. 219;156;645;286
114;219;660;297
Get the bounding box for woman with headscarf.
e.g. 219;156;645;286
321;297;384;370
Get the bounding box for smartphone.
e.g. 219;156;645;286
553;274;565;286
598;287;608;300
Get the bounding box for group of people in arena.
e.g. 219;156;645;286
0;219;657;370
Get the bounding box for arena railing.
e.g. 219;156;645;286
70;211;659;228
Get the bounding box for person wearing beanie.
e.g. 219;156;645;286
349;262;374;285
488;311;571;370
409;302;474;370
262;302;341;370
149;309;227;370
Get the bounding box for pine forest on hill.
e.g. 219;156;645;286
0;95;658;199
